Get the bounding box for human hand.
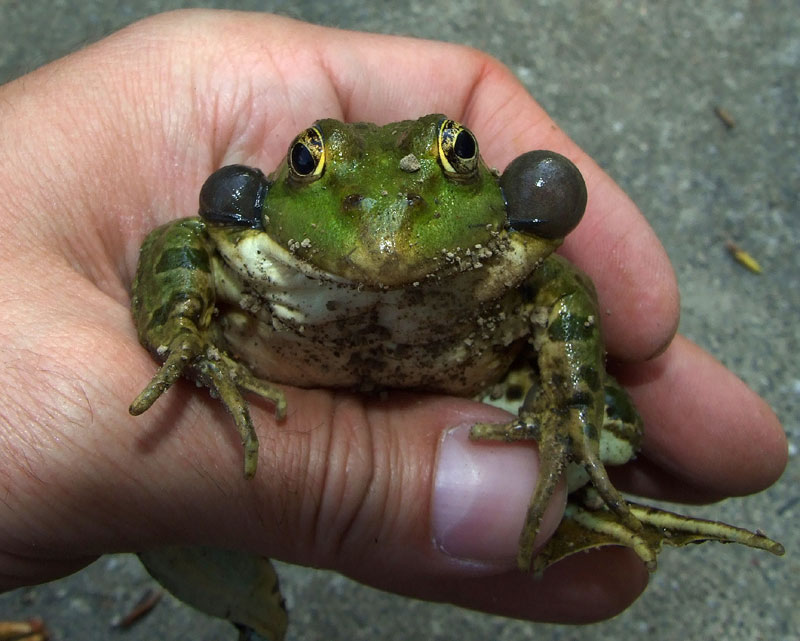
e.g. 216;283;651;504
0;9;786;624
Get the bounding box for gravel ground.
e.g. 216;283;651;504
1;2;797;640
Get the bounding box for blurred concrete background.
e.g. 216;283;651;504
0;1;797;640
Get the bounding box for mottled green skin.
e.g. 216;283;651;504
130;115;783;639
265;116;509;286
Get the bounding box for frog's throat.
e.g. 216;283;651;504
207;227;560;395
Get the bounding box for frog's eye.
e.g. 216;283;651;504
288;126;325;182
438;119;479;180
199;164;269;229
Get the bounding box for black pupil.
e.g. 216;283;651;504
454;130;476;159
291;142;316;175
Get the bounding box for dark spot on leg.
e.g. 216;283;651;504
579;365;600;391
569;391;593;407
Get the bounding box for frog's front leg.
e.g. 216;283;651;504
472;254;640;570
129;218;286;479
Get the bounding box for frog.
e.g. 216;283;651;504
130;114;783;640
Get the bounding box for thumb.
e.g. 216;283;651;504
0;361;647;620
169;387;643;622
147;387;566;577
256;390;567;576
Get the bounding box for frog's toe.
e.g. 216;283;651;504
470;417;571;571
195;354;287;479
238;373;288;421
470;418;540;442
531;492;658;574
578;451;643;534
533;487;785;573
627;498;785;557
197;357;261;479
130;333;206;415
129;380;165;416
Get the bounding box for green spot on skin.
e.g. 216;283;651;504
547;312;595;342
156;246;211;274
147;291;191;331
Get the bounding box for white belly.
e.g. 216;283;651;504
209;228;539;394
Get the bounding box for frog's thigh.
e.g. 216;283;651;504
130;218;217;413
130;218;285;479
473;255;638;569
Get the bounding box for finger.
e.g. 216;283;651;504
609;456;730;505
132;389;566;580
0;551;99;593
125;387;645;623
373;548;648;624
614;334;787;498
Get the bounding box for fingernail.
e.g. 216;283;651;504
431;424;564;567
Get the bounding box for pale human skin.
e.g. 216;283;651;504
0;10;787;624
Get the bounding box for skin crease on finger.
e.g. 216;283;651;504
0;8;787;623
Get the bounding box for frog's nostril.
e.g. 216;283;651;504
342;193;363;211
406;193;424;207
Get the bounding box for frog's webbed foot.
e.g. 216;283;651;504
471;407;639;571
130;331;286;479
531;488;785;573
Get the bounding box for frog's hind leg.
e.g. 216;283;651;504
129;218;286;479
473;384;640;570
472;255;641;571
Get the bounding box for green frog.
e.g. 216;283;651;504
130;115;783;640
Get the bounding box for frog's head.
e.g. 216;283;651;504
199;115;586;287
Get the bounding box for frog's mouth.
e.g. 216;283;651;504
212;220;558;332
211;226;352;287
